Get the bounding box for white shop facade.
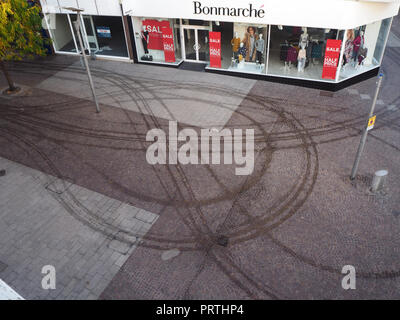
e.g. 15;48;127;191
41;0;400;90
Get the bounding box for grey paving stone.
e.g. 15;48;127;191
0;157;159;300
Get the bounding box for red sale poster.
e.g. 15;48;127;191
162;27;175;63
142;19;170;50
209;32;221;68
322;39;342;80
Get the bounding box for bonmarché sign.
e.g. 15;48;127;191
193;1;265;18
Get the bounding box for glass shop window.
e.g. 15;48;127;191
268;25;339;81
133;17;181;64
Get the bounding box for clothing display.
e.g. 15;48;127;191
300;33;309;48
243;32;257;61
358;46;368;65
344;39;353;63
255;38;265;63
298;57;306;71
280;44;289;61
352;34;364;61
231;37;241;53
306;44;312;59
286;46;298;62
256;38;265;53
298;48;306;60
311;42;323;59
141;30;149;54
237;46;247;61
256;51;263;63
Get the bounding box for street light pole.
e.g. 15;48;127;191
63;7;100;113
350;73;383;180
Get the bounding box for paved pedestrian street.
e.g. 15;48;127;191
1;23;400;300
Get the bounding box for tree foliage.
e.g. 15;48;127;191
0;0;49;61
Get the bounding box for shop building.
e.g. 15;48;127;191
40;0;399;90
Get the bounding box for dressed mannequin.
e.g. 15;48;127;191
299;27;309;49
237;42;247;63
242;26;257;62
357;45;368;67
141;25;149;55
352;30;364;63
297;43;306;72
343;29;354;68
231;32;241;57
255;34;265;64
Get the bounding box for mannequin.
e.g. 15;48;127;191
343;29;355;68
237;42;247;62
352;30;364;63
299;27;309;49
242;26;257;62
297;43;306;72
141;25;149;55
231;32;241;56
255;34;265;64
357;45;368;67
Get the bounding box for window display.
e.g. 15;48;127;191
339;18;392;80
227;24;267;74
133;17;182;64
268;25;338;81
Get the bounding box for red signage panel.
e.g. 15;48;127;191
209;32;221;68
162;27;175;63
322;39;342;80
142;19;170;50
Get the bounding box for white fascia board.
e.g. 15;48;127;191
121;0;400;30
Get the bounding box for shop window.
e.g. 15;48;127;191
133;17;181;65
85;16;129;58
339;18;390;81
213;23;267;74
267;26;339;81
49;14;77;53
374;18;392;64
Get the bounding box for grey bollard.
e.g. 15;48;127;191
371;170;388;192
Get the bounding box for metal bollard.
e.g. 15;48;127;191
371;170;388;192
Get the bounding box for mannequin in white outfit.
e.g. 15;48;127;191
300;27;309;49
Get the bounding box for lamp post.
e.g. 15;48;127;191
350;73;383;180
63;7;100;113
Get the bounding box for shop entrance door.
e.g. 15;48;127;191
182;25;211;62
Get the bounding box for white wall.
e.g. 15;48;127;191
122;0;400;30
40;0;122;16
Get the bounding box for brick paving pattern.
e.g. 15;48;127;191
0;17;399;300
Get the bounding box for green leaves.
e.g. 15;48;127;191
0;0;50;61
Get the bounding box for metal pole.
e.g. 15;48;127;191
350;73;383;180
73;14;100;113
